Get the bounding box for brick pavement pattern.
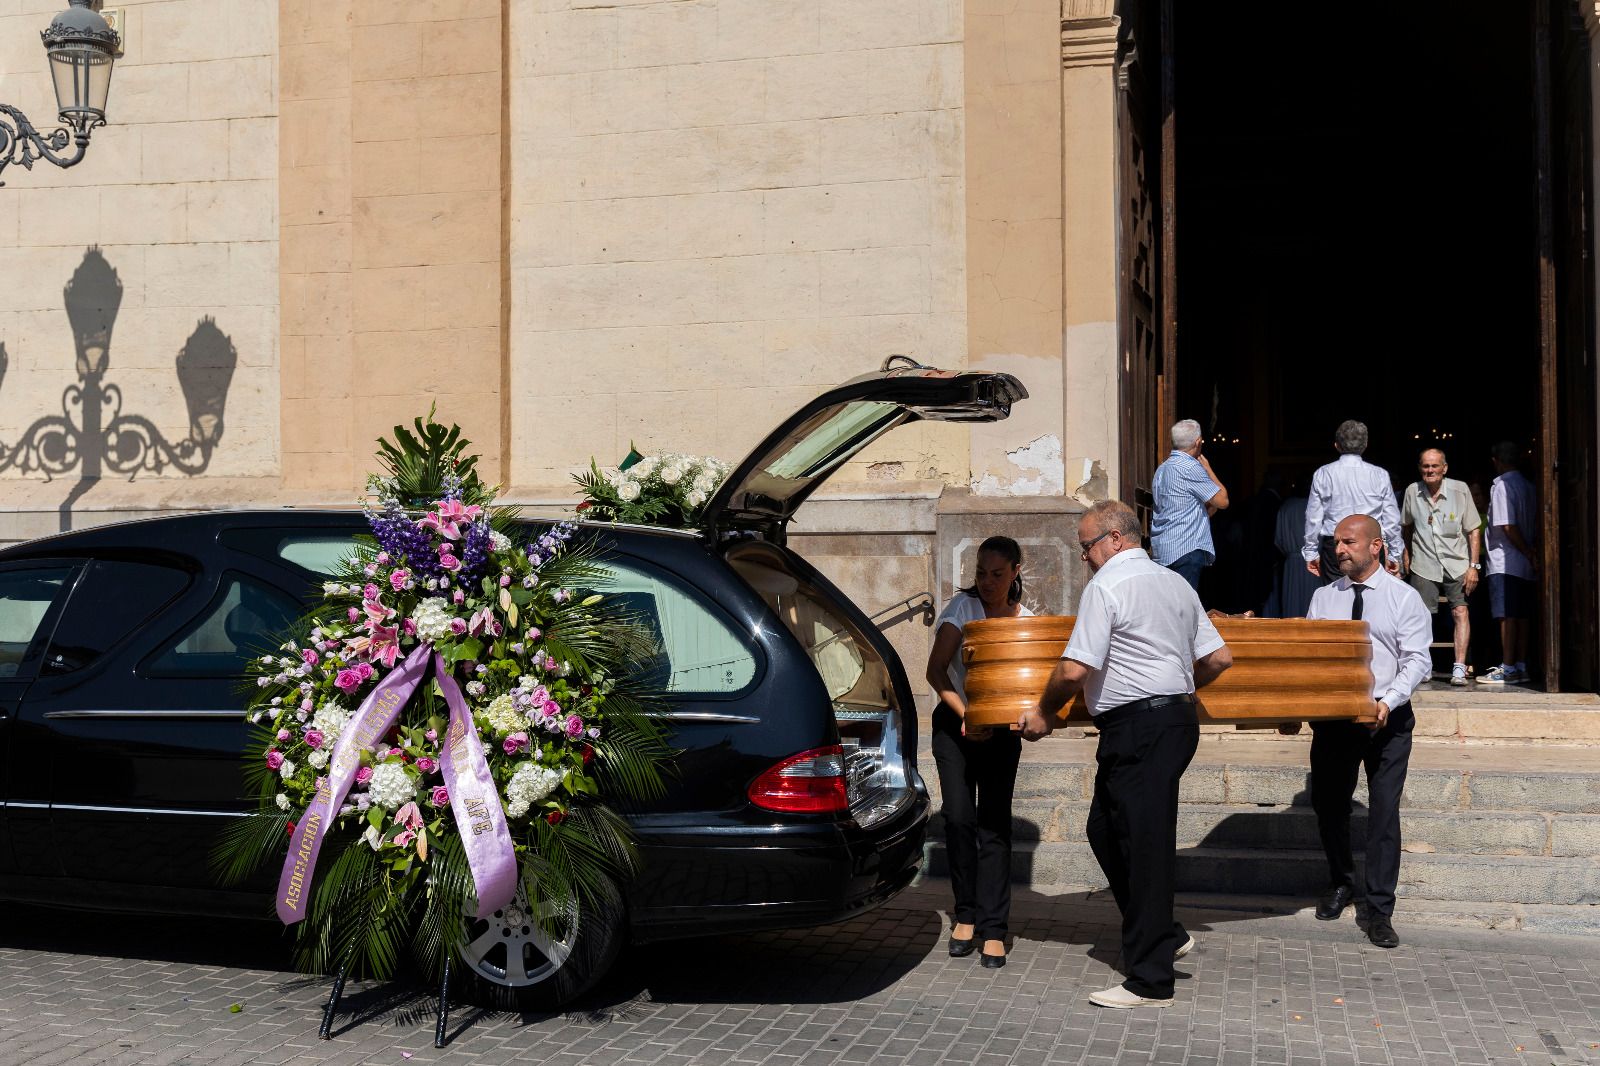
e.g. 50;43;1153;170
0;887;1595;1066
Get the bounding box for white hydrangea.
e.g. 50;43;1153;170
410;597;455;643
368;761;417;810
482;693;526;737
489;530;511;552
311;700;348;740
617;479;641;502
504;762;562;819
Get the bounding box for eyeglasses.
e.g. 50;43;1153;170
1079;529;1116;558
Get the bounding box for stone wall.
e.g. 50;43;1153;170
0;0;280;519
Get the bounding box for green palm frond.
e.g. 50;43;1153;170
374;408;494;507
211;811;291;888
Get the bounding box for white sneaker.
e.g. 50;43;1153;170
1175;935;1196;960
1450;664;1468;687
1089;984;1174;1009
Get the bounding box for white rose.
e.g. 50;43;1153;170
660;463;684;485
687;490;706;508
617;480;641;502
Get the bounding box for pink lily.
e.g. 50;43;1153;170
395;801;424;830
468;606;495;637
368;623;401;668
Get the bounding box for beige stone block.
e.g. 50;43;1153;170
716;253;820;321
281;98;352;170
929;175;966;314
353;0;498;24
141;120;231;184
588;128;719;199
283;41;353;101
967;0;1060;88
228;242;280;308
820;0;960;50
110;62;191;125
46;123;142;188
228;116;278;181
820;246;931;317
0;11;40;73
966;81;1061;219
668;190;765;260
282;449;357;493
510;387;617;477
282;271;351;336
764;44;960;123
14;186;99;248
294;333;356;397
351;21;422;83
352;266;429;333
188;179;276;243
188;56;276;120
515;259;720;331
353;71;499;142
714;0;820;61
281;0;352;47
573;66;670;135
660;321;769;393
764;179;931;253
422;261;501;329
930;107;962;177
282;222;352;275
508;72;575;139
228;0;279;60
509;326;656;399
280;162;353;227
0;188;18;249
510;202;577;269
352;189;498;269
819;112;933;183
716;120;822;192
421;16;500;77
614;0;713;68
143;243;232;308
667;60;766;130
141;0;242;64
514;8;617;77
279;334;309;397
0;245;86;313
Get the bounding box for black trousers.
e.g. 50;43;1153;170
1086;700;1199;999
931;705;1021;942
1309;702;1415;919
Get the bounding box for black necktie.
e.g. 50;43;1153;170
1351;583;1368;622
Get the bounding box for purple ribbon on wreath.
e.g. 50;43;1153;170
276;644;518;924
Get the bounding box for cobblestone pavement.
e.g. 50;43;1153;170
0;885;1595;1066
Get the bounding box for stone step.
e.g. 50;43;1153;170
922;841;1600;906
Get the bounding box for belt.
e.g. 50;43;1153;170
1092;693;1195;727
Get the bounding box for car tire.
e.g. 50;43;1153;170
453;879;625;1011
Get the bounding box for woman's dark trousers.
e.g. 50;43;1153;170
931;705;1021;943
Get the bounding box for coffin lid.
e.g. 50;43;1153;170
703;359;1028;541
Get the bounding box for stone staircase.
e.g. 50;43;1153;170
917;683;1600;932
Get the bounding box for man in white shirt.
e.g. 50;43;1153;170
1400;448;1482;686
1302;421;1403;582
1019;500;1233;1009
1480;441;1538;685
1303;514;1431;949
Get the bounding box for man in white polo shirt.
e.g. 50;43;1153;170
1019;499;1233;1009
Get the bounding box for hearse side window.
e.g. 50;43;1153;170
0;567;74;679
275;536;358;576
218;527;364;579
593;560;757;695
41;560;190;674
145;573;301;678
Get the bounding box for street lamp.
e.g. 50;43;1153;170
0;0;120;186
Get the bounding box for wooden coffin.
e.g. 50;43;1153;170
961;615;1377;730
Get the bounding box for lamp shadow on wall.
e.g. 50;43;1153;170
0;246;237;531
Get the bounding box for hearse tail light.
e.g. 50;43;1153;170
748;745;848;814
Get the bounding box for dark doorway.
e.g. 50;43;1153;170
1166;2;1595;688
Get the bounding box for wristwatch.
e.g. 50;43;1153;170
1470;562;1482;570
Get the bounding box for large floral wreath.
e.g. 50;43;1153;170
218;417;670;988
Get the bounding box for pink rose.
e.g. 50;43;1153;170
389;569;409;592
541;700;560;718
315;775;328;791
564;715;584;739
376;552;390;566
415;757;437;774
355;766;374;786
363;583;381;602
449;618;468;636
430;785;450;807
424;729;438;742
266;750;284;770
452;588;465;605
304;729;324;750
276;729;291;742
334;668;363;694
499;575;511;587
355;663;375;683
502;732;529;755
301;648;319;666
403;618;417;637
438;552;462;573
300;698;314;713
526;627;542;642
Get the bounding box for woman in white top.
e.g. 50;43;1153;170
925;536;1031;969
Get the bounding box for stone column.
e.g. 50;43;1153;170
1060;1;1121;505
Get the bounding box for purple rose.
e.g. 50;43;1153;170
415;757;437;774
304;729;325;750
430;785;449;807
452;588;465;605
541;699;560;718
424;729;437;742
301;648;319;666
266;750;284;770
564;714;584;739
449;618;468;636
355;766;374;786
276;729;291;742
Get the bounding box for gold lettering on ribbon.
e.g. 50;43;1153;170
282;808;324;911
465;796;491;836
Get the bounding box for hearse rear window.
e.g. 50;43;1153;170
42;560;190;674
0;566;73;679
593;560;758;696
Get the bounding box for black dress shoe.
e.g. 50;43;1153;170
980;951;1006;969
948;937;975;958
1367;916;1399;948
1316;884;1355;921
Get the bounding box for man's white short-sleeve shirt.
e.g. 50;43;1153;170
1063;547;1226;715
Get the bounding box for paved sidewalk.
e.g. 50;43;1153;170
0;885;1595;1066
